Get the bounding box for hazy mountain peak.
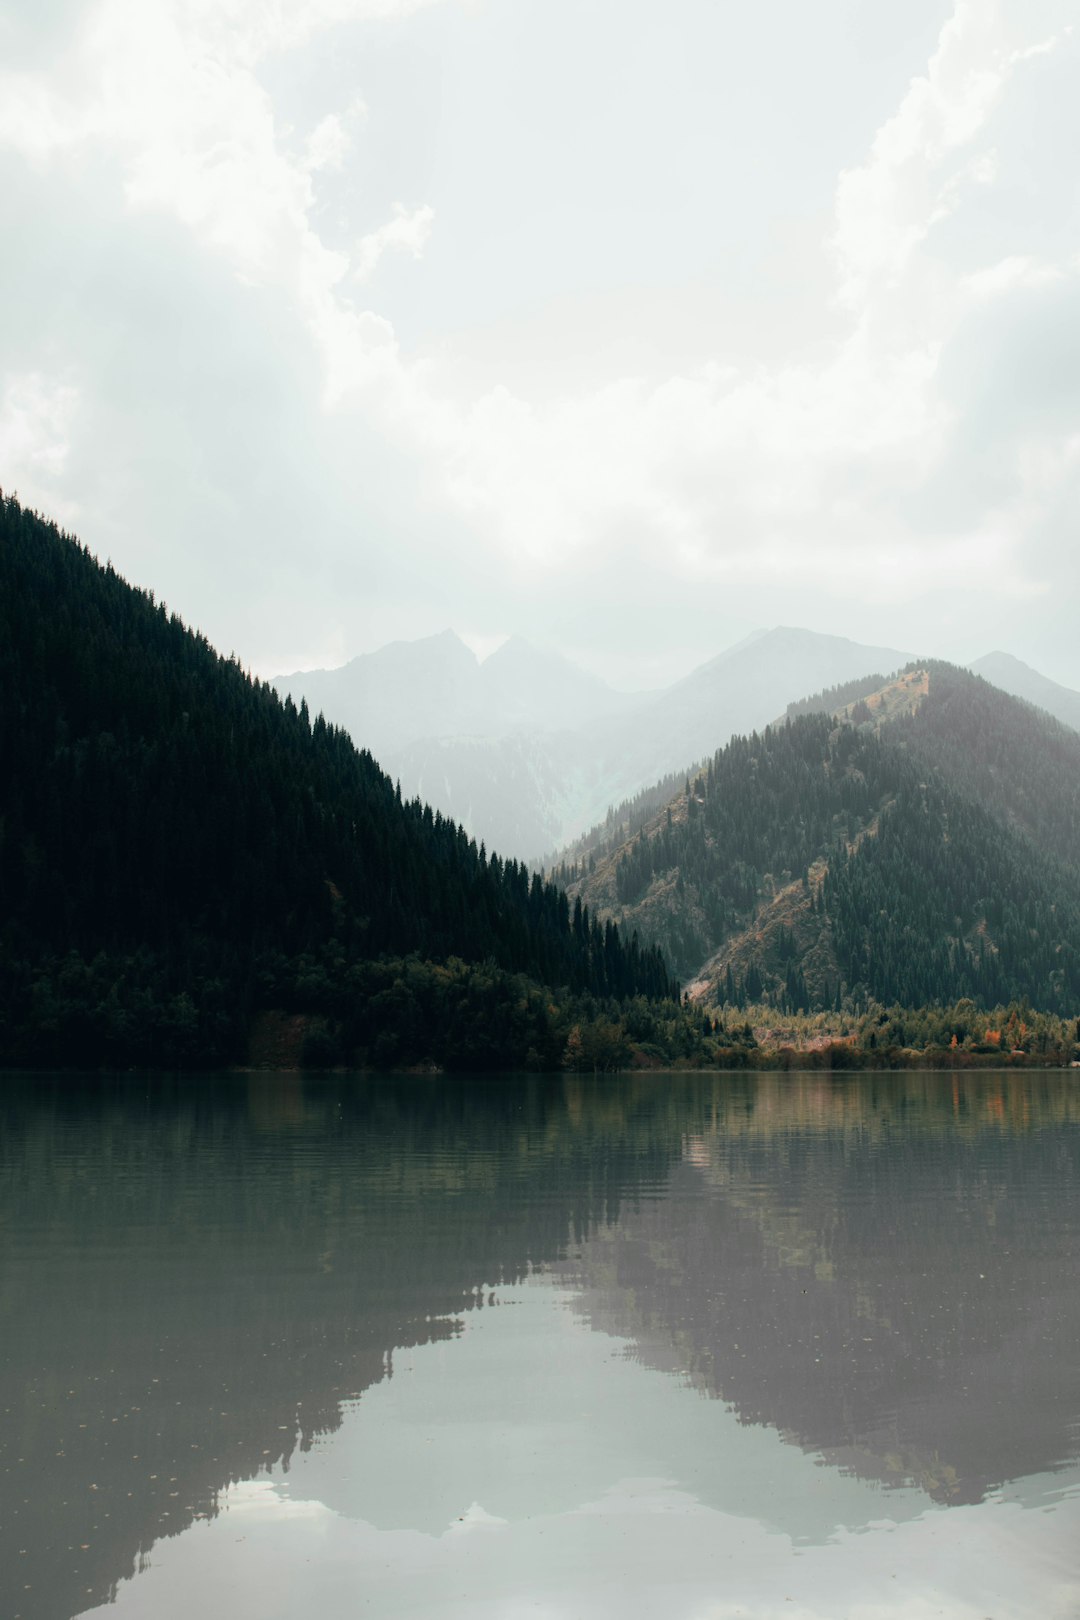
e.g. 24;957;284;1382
481;633;610;689
271;626;481;758
481;633;557;671
759;625;904;657
477;631;630;730
273;627;475;685
974;649;1027;674
370;627;476;668
663;626;911;702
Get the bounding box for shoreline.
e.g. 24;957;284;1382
5;1053;1078;1076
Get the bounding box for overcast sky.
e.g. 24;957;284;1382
1;0;1077;691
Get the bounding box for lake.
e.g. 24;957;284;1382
2;1070;1079;1619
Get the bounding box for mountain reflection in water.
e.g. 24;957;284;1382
565;1072;1080;1504
1;1070;1078;1620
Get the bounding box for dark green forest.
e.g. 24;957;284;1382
569;665;1080;1015
0;494;678;1067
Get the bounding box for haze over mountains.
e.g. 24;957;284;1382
273;630;639;756
275;627;910;860
275;630;1080;864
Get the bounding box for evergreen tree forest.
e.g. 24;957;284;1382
569;669;1080;1017
0;495;678;1068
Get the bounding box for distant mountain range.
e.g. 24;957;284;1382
559;662;1080;1014
275;631;1080;864
274;627;912;860
273;629;638;758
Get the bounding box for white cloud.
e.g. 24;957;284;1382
165;0;442;66
355;204;436;281
960;256;1066;302
830;3;1066;314
0;371;81;516
304;112;352;173
0;0;1076;671
403;0;1072;607
0;0;437;294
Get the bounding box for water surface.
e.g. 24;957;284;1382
2;1070;1079;1618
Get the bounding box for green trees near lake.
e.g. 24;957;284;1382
0;493;675;1067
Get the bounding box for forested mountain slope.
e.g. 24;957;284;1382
561;664;1080;1014
0;495;675;1066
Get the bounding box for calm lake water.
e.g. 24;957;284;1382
2;1070;1079;1620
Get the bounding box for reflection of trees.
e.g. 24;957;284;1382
2;1072;1079;1620
0;1072;680;1620
567;1072;1080;1506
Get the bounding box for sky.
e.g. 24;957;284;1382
1;0;1078;692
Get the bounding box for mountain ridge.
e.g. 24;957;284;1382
561;662;1080;1014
